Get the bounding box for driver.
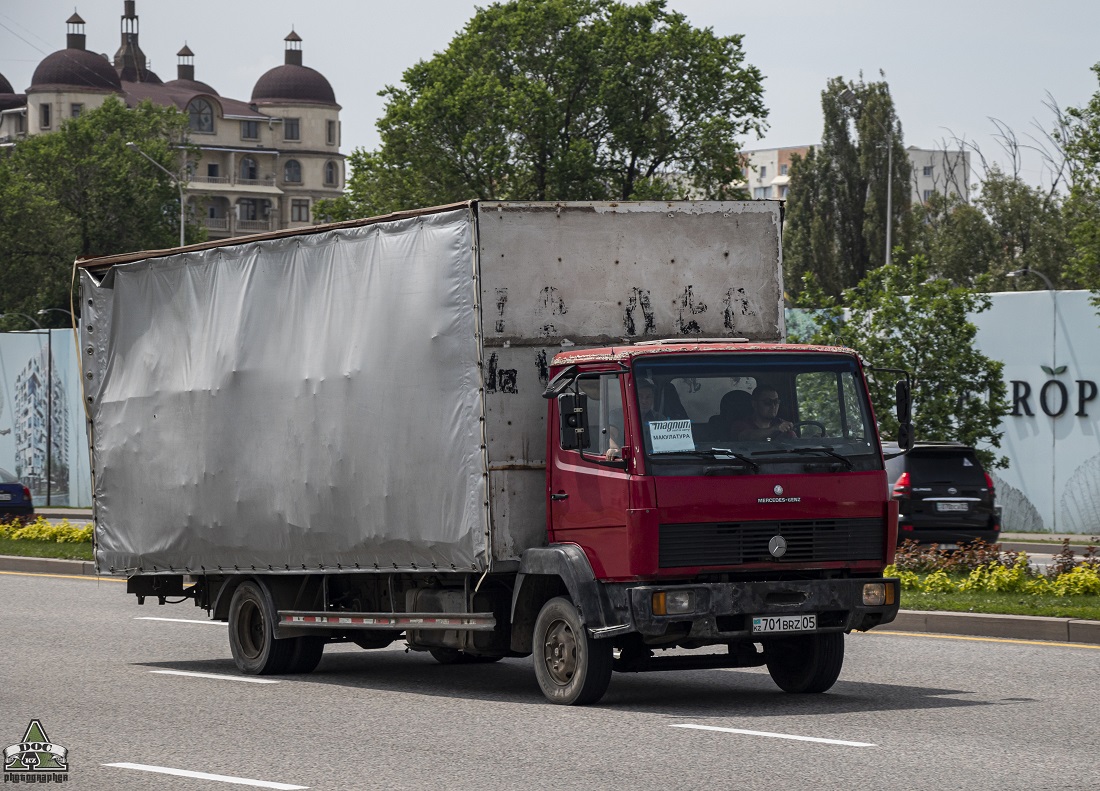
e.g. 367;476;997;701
734;385;796;441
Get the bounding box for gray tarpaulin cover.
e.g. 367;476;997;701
82;208;488;574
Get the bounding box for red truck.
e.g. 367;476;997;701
78;201;907;705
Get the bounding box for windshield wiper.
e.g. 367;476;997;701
752;446;854;470
650;449;759;472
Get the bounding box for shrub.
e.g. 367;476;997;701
0;517;92;544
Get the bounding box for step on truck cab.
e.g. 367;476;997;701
77;200;906;705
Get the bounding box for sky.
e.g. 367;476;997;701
2;0;1099;190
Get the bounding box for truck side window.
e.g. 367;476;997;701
566;373;624;461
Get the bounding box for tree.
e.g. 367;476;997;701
795;258;1008;469
907;191;1000;287
0;97;195;325
1060;63;1100;296
316;0;766;219
783;75;912;297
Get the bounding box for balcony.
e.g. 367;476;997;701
236;218;273;233
204;216;229;231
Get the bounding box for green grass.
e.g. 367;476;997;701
0;537;93;561
900;589;1100;620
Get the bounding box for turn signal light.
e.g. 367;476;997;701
651;590;695;616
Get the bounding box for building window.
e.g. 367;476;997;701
923;165;933;177
14;113;24;133
327;120;337;145
187;99;214;133
779;185;788;198
207;163;219;179
753;186;769;199
241;120;259;140
240;157;258;181
39;103;51;129
759;165;767;179
284;160;302;184
291;199;310;222
284;118;300;141
779;164;788;176
324;160;338;187
71;103;83;118
237;199;258;221
923;190;934;202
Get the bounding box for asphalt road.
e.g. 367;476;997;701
2;571;1098;791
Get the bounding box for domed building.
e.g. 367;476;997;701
0;2;344;240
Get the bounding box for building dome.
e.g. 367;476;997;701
0;71;13;94
31;48;122;92
251;64;335;105
251;31;336;106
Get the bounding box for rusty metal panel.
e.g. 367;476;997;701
477;201;784;349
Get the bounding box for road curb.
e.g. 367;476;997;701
887;610;1100;646
0;554;97;576
3;554;1097;645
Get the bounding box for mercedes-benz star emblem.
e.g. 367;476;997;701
768;535;788;558
773;485;784;496
948;487;958;495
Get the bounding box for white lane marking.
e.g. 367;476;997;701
150;670;280;685
671;723;876;747
104;763;307;789
135;616;226;625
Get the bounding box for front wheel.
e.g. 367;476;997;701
764;632;844;693
532;596;613;705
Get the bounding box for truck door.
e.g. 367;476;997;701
549;372;631;577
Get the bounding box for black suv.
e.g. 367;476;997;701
884;442;1000;547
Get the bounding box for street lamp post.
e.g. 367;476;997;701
126;141;186;247
1007;267;1057;532
838;89;894;268
0;312;49;504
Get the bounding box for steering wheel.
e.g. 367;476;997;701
794;421;827;438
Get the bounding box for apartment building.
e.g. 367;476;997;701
741;145;970;204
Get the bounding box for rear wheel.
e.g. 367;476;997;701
532;596;613;705
227;581;295;675
764;632;844;693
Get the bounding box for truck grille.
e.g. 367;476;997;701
658;518;884;568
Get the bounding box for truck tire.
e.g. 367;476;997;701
532;596;613;705
228;581;295;675
285;636;326;674
764;632;844;693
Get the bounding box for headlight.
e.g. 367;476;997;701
652;590;695;615
862;582;893;606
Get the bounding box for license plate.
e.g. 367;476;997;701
752;614;816;634
0;493;11;501
936;502;969;512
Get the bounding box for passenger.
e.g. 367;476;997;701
734;385;797;441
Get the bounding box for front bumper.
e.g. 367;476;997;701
621;577;900;641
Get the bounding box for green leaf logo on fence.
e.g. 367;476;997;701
3;719;69;783
1040;365;1067;376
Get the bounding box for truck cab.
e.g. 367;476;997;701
522;339;901;703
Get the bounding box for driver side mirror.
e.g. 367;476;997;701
895;380;913;450
558;393;590;450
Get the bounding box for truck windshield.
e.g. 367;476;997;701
632;353;882;475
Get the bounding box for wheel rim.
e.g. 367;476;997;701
235;598;265;660
542;617;578;685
